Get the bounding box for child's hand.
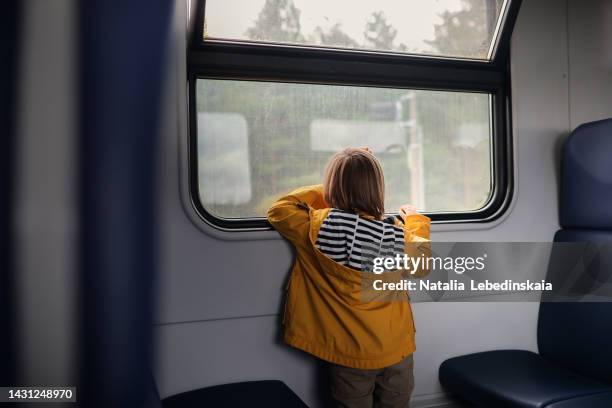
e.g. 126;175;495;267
358;146;373;155
399;204;418;217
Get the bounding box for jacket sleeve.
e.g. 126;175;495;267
267;184;328;247
399;214;432;278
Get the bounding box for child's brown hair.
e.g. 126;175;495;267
323;148;385;220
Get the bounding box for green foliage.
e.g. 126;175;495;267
311;23;358;48
425;0;504;58
245;0;304;43
243;0;405;52
363;11;397;50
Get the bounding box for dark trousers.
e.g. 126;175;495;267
330;355;414;408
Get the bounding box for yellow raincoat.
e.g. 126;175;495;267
268;185;431;369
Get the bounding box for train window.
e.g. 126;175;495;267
202;0;510;61
188;0;519;229
195;78;492;219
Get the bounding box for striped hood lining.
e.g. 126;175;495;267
315;209;404;271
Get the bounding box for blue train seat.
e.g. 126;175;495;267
439;118;612;407
161;380;308;408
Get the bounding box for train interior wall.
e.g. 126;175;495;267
12;0;612;406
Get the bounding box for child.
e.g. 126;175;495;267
268;147;431;408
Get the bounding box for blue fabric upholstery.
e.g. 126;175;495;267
439;350;610;408
161;380;308;408
538;230;612;385
439;119;612;407
78;0;172;406
560;118;612;229
544;392;612;408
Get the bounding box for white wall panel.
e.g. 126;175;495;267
568;0;612;129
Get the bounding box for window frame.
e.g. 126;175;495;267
187;0;522;231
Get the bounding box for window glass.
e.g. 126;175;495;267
196;78;493;219
197;112;251;206
203;0;508;60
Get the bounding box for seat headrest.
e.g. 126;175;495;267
560;118;612;229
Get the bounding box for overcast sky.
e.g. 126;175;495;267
206;0;476;52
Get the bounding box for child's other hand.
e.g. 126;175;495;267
399;204;418;217
358;146;373;155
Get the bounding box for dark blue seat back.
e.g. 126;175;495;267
538;119;612;384
560;118;612;229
